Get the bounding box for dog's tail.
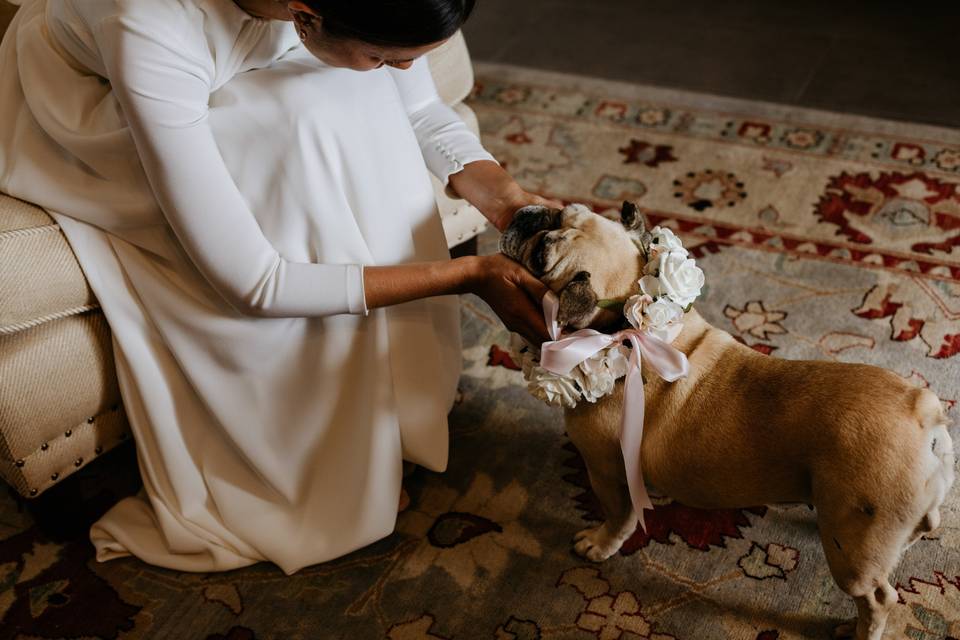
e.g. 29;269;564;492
914;388;949;431
902;388;953;548
914;388;952;482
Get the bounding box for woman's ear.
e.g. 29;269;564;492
287;1;320;17
557;271;599;329
288;1;321;34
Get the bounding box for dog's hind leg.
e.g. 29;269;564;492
827;393;953;640
816;502;904;640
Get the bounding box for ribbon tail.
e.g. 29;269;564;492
619;342;654;532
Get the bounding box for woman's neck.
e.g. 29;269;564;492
232;0;293;21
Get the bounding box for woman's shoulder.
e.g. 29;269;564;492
53;0;287;89
61;0;204;27
63;0;234;51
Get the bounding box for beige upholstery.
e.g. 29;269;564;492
0;312;128;496
0;197;97;334
0;11;489;497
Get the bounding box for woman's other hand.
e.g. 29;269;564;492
447;160;563;232
508;190;564;216
464;253;551;345
490;188;563;233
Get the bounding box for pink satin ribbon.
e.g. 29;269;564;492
538;291;689;530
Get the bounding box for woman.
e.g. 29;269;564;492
0;0;553;574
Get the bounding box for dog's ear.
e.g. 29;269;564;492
558;271;599;329
620;200;653;253
620;201;646;233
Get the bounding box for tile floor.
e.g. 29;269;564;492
463;0;960;129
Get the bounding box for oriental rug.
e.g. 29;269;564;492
1;64;958;640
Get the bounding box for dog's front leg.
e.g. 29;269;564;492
573;458;636;561
566;403;637;562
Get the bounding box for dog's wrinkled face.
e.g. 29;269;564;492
500;202;649;330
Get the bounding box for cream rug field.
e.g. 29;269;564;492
0;65;958;640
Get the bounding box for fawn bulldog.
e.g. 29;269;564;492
500;202;955;640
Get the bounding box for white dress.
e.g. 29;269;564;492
0;0;494;573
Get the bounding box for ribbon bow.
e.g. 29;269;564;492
538;291;689;530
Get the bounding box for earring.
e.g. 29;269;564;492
298;28;307;41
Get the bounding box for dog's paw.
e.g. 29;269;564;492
832;621;855;639
573;526;621;562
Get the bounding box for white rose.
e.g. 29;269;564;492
623;294;652;330
643;297;684;331
579;367;615;403
639;275;661;298
604;344;631;379
577;345;631;402
578;351;616;402
529;367;582;408
656;250;704;307
648;226;687;258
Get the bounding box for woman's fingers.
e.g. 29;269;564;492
526;193;564;210
502;257;551;343
474;253;551;344
515;269;551;305
499;193;564;231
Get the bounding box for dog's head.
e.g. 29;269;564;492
500;201;650;331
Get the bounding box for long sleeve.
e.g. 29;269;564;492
389;57;497;188
92;14;367;318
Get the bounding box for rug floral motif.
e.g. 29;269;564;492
1;68;958;639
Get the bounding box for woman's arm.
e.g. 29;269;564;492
97;17;550;338
95;13;366;317
388;59;560;231
364;253;550;344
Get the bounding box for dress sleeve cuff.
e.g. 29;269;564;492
345;263;369;316
431;146;498;189
441;152;499;200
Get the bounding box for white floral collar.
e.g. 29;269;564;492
511;226;704;408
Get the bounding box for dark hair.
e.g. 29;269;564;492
305;0;476;48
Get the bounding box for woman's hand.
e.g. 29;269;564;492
496;190;564;231
447;160;563;232
463;253;551;345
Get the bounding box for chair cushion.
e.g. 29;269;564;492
0;195;98;335
0;311;127;497
426;31;475;107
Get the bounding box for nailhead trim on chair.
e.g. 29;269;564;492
0;404;128;498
